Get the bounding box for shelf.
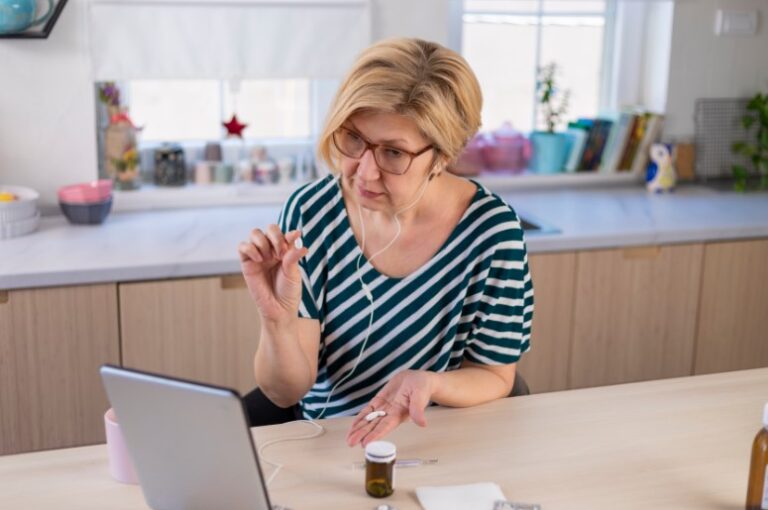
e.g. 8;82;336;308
0;0;68;39
109;170;644;213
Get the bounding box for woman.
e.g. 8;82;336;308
238;38;533;448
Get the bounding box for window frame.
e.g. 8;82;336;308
457;0;618;132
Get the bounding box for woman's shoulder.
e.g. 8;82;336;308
286;174;338;205
279;174;341;231
282;175;339;214
464;179;524;239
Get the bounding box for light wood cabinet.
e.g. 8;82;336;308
119;275;261;394
517;252;576;393
568;244;704;389
694;239;768;374
0;284;120;455
4;237;766;457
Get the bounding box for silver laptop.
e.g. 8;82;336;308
100;365;282;510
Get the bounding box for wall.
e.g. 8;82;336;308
0;0;449;207
0;0;95;206
664;0;768;138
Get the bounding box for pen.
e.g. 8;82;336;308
353;458;437;469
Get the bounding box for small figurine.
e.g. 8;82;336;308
646;143;676;193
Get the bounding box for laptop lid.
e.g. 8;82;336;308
100;365;273;510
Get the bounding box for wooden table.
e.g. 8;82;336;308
2;368;766;509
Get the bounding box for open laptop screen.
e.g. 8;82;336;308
100;365;273;510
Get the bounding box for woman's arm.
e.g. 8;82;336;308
430;360;516;407
239;224;321;408
345;362;516;447
254;317;321;408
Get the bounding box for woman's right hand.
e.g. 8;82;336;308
238;225;308;324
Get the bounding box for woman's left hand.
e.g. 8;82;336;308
346;369;437;447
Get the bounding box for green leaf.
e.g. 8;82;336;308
742;115;755;130
732;164;748;178
733;142;755;157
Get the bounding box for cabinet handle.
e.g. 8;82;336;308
622;246;661;260
0;290;8;305
220;275;246;290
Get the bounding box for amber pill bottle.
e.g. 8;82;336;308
746;403;768;510
365;441;396;498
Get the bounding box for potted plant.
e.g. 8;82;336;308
111;146;140;190
529;63;571;174
731;92;768;191
99;82;143;190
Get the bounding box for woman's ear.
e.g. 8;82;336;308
430;158;448;180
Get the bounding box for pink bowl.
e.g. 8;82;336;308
57;180;113;204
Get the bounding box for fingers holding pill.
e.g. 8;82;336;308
239;226;307;322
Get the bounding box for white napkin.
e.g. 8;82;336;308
416;482;506;510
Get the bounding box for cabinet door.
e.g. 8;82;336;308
695;239;768;374
569;244;703;389
0;284;120;455
119;275;261;394
516;252;576;393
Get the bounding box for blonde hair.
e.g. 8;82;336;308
317;38;482;173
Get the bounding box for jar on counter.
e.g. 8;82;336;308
365;441;396;498
154;143;187;186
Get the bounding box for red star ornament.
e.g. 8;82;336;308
222;114;248;138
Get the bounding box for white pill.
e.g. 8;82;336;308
293;237;303;250
365;410;387;422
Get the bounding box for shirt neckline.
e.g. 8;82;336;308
333;176;484;282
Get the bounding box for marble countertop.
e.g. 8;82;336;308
1;183;766;290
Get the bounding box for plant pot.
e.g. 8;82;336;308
114;168;140;191
529;131;570;174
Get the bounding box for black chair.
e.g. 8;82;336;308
509;371;530;397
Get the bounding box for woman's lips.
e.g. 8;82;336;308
357;185;383;199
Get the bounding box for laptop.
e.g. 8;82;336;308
100;365;286;510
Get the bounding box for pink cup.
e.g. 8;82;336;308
104;408;139;484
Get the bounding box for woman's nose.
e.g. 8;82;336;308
356;148;381;180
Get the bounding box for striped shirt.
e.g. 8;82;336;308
277;175;534;419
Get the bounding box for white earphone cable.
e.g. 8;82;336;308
259;172;434;486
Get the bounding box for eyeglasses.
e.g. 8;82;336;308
332;126;434;175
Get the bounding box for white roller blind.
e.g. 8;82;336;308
88;0;372;80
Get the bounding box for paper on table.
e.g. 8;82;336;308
416;482;506;510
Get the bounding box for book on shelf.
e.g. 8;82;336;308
564;120;591;172
599;111;635;173
617;113;648;171
629;114;664;175
577;118;613;172
553;108;665;176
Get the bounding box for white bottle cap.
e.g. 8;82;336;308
763;402;768;427
365;441;396;463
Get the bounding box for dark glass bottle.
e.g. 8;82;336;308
746;403;768;510
365;441;396;498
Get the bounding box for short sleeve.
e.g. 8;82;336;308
465;215;534;365
278;187;320;320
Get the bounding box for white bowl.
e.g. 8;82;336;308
0;211;40;240
0;186;39;224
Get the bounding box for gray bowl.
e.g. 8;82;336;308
59;196;113;225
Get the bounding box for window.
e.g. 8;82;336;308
125;79;312;142
462;0;614;133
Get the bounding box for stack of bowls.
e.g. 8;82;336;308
0;185;41;240
58;180;113;225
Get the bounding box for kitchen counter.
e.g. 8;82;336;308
1;183;766;290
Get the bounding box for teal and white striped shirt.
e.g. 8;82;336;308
278;175;534;419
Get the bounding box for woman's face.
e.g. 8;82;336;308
337;111;437;213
